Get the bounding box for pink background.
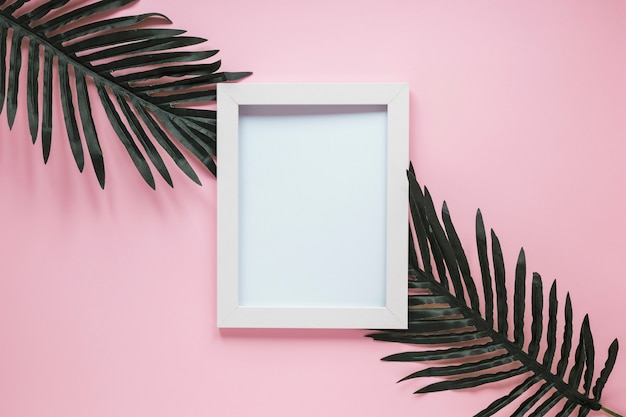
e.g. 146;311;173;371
1;1;625;416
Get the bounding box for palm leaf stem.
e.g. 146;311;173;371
602;407;623;417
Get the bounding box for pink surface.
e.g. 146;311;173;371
1;1;625;416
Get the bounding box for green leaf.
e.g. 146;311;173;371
0;22;7;113
17;0;70;25
41;48;53;162
115;91;173;187
370;170;619;416
568;318;587;389
64;28;187;54
7;30;23;128
58;60;84;171
530;391;566;417
47;13;171;45
511;381;554;416
555;400;578;417
442;202;480;311
407;171;432;276
115;62;222;84
593;339;619;400
542;281;558;369
27;39;40;142
382;342;505;362
95;50;218;74
491;230;507;336
137;72;248;95
528;273;543;359
400;353;515;380
581;317;595;396
422;190;466;303
0;0;250;187
408;295;450;305
75;71;104;188
408;228;420;275
33;0;137;33
80;36;207;63
556;294;574;378
408;306;464;320
147;88;216;105
368;330;490;345
415;367;528;393
133;104;201;185
4;0;30;16
169;116;216;157
513;248;526;347
476;209;494;327
474;375;542;417
96;83;154;188
406;318;475;332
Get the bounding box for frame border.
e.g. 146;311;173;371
217;83;409;328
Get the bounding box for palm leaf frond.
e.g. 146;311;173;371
368;165;620;417
0;0;250;188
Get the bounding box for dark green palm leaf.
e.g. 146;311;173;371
400;352;516;381
0;21;7;113
0;0;250;188
368;165;620;417
46;13;170;44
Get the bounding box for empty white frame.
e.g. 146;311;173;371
217;83;409;328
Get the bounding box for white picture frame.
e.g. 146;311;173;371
217;83;409;328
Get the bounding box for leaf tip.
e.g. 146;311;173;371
476;209;484;224
157;14;173;24
550;279;557;292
